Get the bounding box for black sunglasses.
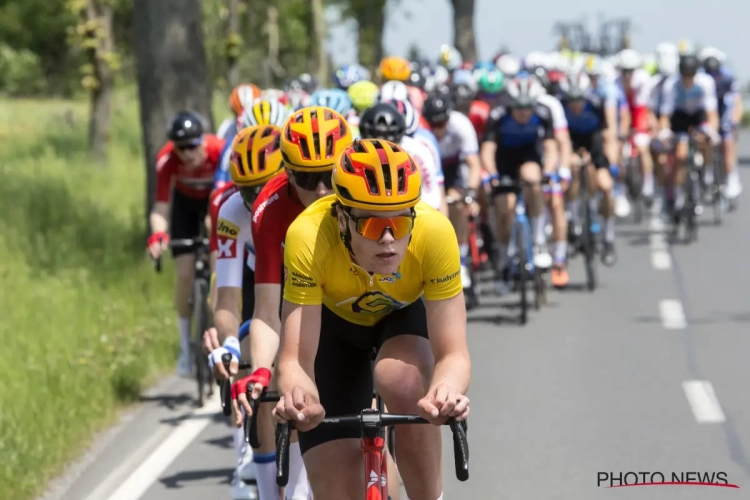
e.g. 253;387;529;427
290;170;333;191
175;142;201;151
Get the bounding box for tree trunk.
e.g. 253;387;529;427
450;0;477;62
133;0;214;230
355;0;385;73
226;0;240;87
85;0;115;165
309;0;328;85
264;6;285;87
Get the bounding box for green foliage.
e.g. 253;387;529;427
0;44;46;96
0;96;175;499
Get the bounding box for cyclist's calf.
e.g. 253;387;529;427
174;253;196;317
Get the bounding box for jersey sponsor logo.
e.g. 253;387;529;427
290;271;316;288
429;269;460;284
216;218;239;238
350;291;405;315
379;276;394;283
217;237;236;258
252;192;280;223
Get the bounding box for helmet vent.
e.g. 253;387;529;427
364;168;379;195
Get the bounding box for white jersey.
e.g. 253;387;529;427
215;192;255;288
615;68;652;108
537;93;568;131
399;135;443;210
436;110;479;166
216;118;237;140
660;73;717;116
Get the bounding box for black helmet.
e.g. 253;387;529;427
450;83;476;108
679;55;700;76
703;56;721;75
167;111;204;143
408;70;425;90
422;93;453;124
359;103;407;143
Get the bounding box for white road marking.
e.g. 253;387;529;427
659;299;687;329
649;216;671;270
682;381;726;423
103;392;221;500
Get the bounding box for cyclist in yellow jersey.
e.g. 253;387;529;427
270;139;471;500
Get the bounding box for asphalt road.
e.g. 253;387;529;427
41;136;750;500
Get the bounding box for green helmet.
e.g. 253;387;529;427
477;69;504;95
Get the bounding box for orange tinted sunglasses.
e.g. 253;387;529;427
347;213;415;240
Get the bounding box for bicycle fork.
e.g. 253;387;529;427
362;435;388;500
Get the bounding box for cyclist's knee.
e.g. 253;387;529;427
596;168;614;191
519;162;542;184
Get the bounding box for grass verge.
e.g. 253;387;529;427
0;92;179;499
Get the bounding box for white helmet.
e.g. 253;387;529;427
616;49;642;71
507;75;544;106
378;80;409;102
496;54;520;77
438;45;463;70
655;42;678;57
523;51;547;70
559;72;591;99
657;52;678;77
698;46;726;62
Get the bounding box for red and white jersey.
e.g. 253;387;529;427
468;100;491;140
155;135;225;202
399;135;443;210
251;174;306;285
215;191;255;288
616;68;652;109
209;181;239;253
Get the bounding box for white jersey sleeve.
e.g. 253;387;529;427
399;135;443;210
631;69;652;107
537;94;567;131
216;118;236;140
215;192;255;288
697;73;718;112
448;111;479;158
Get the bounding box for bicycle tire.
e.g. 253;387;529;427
712;149;724;225
684;166;699;243
533;268;546;310
580;164;597;291
516;221;529;325
192;278;210;407
628;156;644;224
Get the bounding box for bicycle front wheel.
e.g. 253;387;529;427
192;278;210;407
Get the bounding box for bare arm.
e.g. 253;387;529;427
424;293;471;394
249;284;283;371
480;141;498;175
555;129;572;170
465;153;482;191
542;139;558;174
214;287;242;341
277;300;321;399
149;202;169;233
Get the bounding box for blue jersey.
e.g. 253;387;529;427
213;133;236;189
483;104;554;150
564;95;605;135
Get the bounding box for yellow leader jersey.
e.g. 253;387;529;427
283;195;462;326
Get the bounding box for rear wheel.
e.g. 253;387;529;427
192;279;210;407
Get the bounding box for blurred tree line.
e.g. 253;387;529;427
0;0;477;209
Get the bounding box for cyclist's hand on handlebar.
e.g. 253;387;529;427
208;336;240;379
418;384;471;425
230;368;272;425
272;386;325;432
147;232;169;260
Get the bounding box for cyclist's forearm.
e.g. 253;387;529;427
733;97;743;124
429;352;471;395
707;111;719;132
466;155;481;190
249;317;280;370
278;359;318;399
214;292;242;341
555;130;572;168
149;202;169;233
542;140;558;174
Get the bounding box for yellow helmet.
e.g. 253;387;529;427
280;106;353;172
332;139;421;211
347;80;379;112
379;56;412;82
229;125;284;187
228;84;261;115
239;99;291;128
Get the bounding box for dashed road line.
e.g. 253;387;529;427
682;381;726;423
649;215;671;270
659;299;687;329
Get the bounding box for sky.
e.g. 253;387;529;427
325;0;750;80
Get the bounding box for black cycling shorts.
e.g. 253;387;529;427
170;189;209;257
570;130;608;169
670;109;707;136
241;265;255;323
298;299;429;455
491;146;541;196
